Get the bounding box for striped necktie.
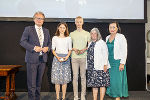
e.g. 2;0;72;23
38;28;43;55
38;27;43;47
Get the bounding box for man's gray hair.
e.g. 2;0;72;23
90;28;102;41
33;11;45;19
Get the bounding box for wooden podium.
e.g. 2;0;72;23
0;65;23;100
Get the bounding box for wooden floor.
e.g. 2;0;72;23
1;91;149;100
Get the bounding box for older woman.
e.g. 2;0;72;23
87;28;110;100
106;22;129;100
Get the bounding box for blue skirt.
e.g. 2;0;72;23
51;54;71;84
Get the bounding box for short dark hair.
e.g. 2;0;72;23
109;21;121;33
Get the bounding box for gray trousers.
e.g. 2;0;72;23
27;63;45;100
72;58;86;99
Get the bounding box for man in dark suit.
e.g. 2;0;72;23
20;11;51;100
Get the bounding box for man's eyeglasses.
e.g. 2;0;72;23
35;17;44;20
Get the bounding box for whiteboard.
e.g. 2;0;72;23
0;0;144;19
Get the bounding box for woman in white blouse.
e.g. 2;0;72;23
51;22;72;100
86;28;110;100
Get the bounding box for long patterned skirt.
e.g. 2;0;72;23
51;54;71;84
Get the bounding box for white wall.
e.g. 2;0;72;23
146;0;150;75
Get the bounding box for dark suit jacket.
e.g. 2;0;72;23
20;26;51;63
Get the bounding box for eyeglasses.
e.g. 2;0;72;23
35;17;44;20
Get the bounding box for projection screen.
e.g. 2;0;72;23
0;0;145;22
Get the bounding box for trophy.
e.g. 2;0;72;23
60;58;64;61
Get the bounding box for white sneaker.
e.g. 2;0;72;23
74;96;79;100
81;95;85;100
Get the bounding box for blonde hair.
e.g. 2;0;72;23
75;16;83;22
